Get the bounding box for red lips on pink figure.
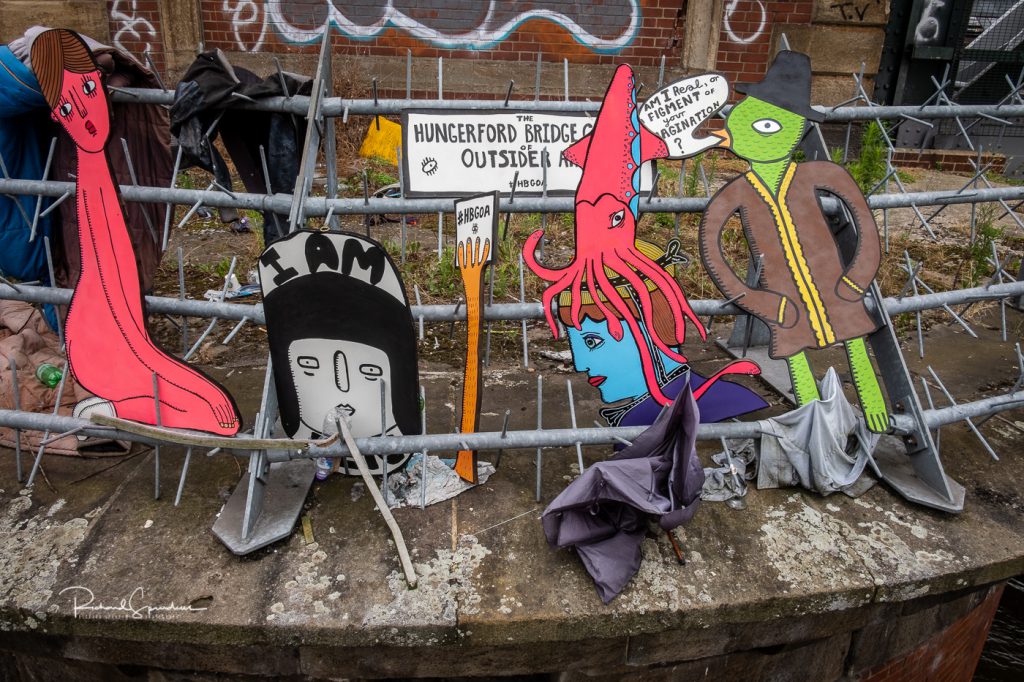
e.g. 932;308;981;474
50;69;108;153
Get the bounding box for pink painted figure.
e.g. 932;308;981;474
32;29;240;435
523;64;706;405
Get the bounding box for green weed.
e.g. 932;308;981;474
966;206;1004;286
428;246;461;298
176;172;196;190
683;153;704;197
847;122;888;193
366;169;397;187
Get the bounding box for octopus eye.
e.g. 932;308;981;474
82;78;97;96
59;102;73;119
609;209;626;228
582;333;604;350
752;118;782;134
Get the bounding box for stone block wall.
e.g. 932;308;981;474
0;0;110;46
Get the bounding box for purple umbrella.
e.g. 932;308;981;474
542;386;703;603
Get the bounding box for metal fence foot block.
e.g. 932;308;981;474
869;291;964;513
212;457;316;556
871;434;966;512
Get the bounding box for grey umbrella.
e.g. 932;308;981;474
541;385;703;603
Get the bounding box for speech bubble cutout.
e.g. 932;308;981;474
638;73;729;158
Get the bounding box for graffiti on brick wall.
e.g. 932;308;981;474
723;0;766;44
110;0;159;56
221;0;640;53
223;1;269;52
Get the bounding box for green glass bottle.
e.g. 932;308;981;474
35;363;62;389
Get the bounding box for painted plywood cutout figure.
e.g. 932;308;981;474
523;64;763;421
259;230;420;476
523;65;705;407
453;192;497;483
559;240;768;430
32;29;240;435
697;51;889;433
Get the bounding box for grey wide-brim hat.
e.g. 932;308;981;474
735;50;825;122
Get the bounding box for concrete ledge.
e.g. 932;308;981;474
0;317;1020;679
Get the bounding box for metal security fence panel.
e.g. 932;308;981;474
0;33;1021;552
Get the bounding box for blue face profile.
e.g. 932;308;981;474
567;316;650;403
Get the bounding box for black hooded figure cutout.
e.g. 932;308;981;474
259;230;420;475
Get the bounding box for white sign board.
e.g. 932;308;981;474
638;73;729;158
402;110;655;197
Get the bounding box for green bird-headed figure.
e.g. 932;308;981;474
722;97;807;193
700;51;890;433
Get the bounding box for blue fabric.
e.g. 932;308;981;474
0;47;52;283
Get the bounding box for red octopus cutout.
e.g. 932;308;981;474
522;65;706;405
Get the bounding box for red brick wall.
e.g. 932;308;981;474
200;0;684;66
716;1;813;84
892;149;1007;174
858;585;1004;682
106;0;166;75
108;2;837;95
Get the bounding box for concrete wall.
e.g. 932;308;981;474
1;1;887;104
0;581;1005;679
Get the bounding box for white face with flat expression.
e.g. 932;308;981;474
287;338;398;439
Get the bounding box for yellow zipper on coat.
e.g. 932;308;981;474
746;164;836;347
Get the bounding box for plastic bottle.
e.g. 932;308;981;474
314;457;334;480
315;407;353;480
35;363;62;389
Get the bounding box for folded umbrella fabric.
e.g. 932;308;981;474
542;386;703;603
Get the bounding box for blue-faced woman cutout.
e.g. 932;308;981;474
567;317;682;404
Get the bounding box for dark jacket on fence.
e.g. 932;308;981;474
171;49;311;245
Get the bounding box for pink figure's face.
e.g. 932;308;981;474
50;69;108;152
575;194;636;254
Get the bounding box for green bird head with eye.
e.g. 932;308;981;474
711;96;808;165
